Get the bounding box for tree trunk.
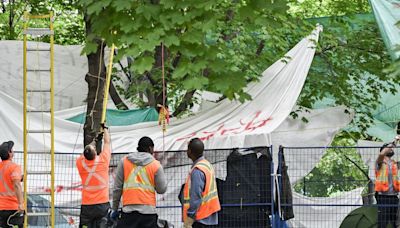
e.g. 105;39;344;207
110;81;128;110
83;14;106;148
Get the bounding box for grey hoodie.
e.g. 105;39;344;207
112;152;167;214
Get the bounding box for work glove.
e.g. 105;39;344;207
95;132;104;142
110;210;120;222
183;217;195;228
101;122;108;129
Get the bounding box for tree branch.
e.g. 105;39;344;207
256;40;265;56
109;81;129;110
173;90;196;116
1;0;6;13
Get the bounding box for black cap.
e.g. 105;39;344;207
380;142;395;152
0;141;14;160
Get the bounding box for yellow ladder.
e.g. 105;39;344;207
22;11;55;228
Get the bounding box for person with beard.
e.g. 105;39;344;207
375;136;400;228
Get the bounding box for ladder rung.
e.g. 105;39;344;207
27;109;51;113
27;130;51;134
27;212;51;217
27;89;51;93
27;48;51;52
27;69;51;72
27;14;52;19
29;191;51;196
28;171;51;175
23;28;54;36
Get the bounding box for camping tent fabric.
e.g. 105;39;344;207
370;0;400;60
339;206;377;228
67;107;159;126
0;26;328;153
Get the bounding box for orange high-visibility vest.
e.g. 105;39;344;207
122;157;161;206
182;159;221;222
76;148;110;205
0;161;21;210
375;160;400;192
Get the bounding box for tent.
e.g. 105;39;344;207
339;206;377;228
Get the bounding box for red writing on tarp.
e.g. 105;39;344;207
176;111;272;142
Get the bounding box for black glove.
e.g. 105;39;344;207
95;132;104;142
101;122;108;129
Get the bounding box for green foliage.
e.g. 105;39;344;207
288;0;370;17
0;0;84;45
290;4;396;137
80;0;308;110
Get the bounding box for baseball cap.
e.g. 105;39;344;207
0;141;14;160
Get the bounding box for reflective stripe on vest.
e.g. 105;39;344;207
0;163;16;197
81;157;108;191
182;159;221;222
375;161;400;192
123;163;155;193
122;157;160;207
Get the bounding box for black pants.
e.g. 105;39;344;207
193;222;217;228
116;211;158;228
376;194;399;228
79;202;110;228
0;210;23;228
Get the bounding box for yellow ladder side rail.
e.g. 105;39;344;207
49;11;55;228
22;11;28;227
22;11;55;228
101;44;115;124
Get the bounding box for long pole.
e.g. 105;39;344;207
101;44;115;124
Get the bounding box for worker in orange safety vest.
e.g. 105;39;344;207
111;136;167;228
182;138;221;228
76;124;111;228
0;141;24;228
375;135;400;228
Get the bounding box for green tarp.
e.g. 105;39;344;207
311;13;400;141
67;108;159;126
370;0;400;60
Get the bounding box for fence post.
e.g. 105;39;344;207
270;145;275;228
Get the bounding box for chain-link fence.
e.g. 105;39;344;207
10;145;400;227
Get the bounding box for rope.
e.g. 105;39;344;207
162;43;166;153
7;210;22;227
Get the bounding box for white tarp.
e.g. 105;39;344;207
0;25;323;153
287;188;364;228
0;41;88;110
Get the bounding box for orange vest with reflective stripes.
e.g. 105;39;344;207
183;159;221;222
0;161;21;210
375;160;400;192
122;157;161;207
76;150;110;205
